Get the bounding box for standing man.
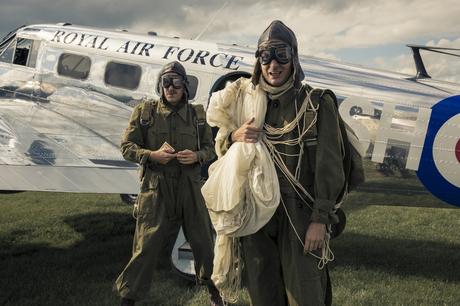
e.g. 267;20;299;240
115;61;223;306
207;20;345;306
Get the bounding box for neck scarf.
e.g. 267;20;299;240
258;75;294;100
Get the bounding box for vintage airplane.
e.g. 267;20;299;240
1;23;459;276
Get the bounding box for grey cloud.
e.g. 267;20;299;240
0;0;250;37
0;0;373;39
0;0;215;38
247;0;371;12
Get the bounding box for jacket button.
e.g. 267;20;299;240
273;101;279;108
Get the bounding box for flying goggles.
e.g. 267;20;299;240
161;75;184;89
256;45;292;65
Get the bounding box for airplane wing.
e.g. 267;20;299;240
299;54;453;103
0;88;139;193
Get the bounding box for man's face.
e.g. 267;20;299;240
161;72;185;105
261;60;292;87
260;44;293;87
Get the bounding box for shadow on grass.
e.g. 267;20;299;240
0;212;211;306
4;209;457;304
357;181;428;195
341;187;454;215
331;232;460;283
345;161;455;210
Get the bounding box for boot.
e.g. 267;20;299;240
120;297;135;306
208;285;224;306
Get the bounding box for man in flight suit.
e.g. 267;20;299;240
213;20;345;306
115;61;223;306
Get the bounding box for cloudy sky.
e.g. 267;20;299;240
2;0;460;82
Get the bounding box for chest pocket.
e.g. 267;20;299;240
177;127;198;151
149;120;170;150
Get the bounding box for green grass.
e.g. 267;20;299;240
0;192;248;306
331;162;460;306
0;183;459;305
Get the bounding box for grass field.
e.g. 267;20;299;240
0;166;459;305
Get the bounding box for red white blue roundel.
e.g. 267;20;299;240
417;95;460;207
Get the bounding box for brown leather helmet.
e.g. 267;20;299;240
157;61;190;100
252;20;305;88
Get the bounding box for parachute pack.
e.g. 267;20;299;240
304;85;365;203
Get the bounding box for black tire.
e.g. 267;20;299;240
120;194;137;205
0;190;24;194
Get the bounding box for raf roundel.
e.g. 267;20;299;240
456;138;460;163
432;113;460;187
417;95;460;207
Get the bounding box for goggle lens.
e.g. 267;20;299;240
258;46;292;65
161;76;184;89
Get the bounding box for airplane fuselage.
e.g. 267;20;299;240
0;23;459;206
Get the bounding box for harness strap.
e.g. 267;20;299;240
190;104;206;150
140;100;154;125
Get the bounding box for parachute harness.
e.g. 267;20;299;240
263;89;334;269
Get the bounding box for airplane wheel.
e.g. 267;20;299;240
171;228;196;281
120;194;137;205
350;106;363;116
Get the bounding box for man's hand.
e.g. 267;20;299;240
149;148;176;165
177;149;198;165
304;222;326;253
231;117;263;143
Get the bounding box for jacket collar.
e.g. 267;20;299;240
158;99;189;122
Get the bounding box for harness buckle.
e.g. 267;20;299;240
140;119;150;126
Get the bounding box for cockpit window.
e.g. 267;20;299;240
57;53;91;80
104;61;142;90
13;38;32;66
5;38;41;68
0;39;15;64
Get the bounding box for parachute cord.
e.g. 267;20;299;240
265;90;333;268
262;90;320;209
294;97;302;180
132;201;138;220
295;140;304;181
280;197;334;269
263;136;315;207
218;237;242;304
